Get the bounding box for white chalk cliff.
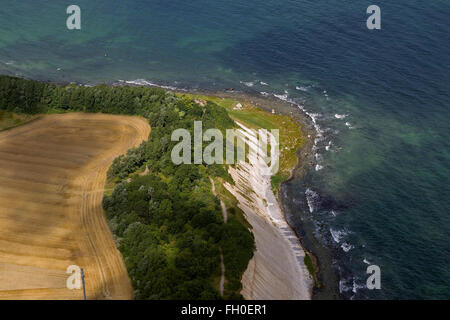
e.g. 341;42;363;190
224;122;312;300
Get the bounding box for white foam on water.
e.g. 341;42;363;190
122;79;186;91
330;228;345;243
260;81;269;86
345;122;356;130
314;137;324;145
314;152;323;170
257;91;329;153
305;188;320;213
341;242;354;252
240;80;255;87
339;279;352;294
340;276;364;297
274;93;288;101
296;86;308;92
335;114;348;119
352;279;365;294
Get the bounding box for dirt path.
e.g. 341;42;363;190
209;178;226;296
0;113;150;299
210;178;228;222
219;253;225;296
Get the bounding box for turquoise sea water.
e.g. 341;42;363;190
0;1;449;299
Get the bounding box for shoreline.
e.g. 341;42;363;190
112;80;326;299
223;122;313;299
2;74;331;299
175;86;340;300
175;88;327;298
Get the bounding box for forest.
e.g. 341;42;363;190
0;75;255;299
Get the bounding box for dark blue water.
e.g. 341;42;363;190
0;0;449;299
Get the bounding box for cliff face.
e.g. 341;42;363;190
224;122;312;300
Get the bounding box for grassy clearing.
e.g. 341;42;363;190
304;254;315;277
270;173;289;193
104;178;118;197
178;93;306;194
304;253;321;288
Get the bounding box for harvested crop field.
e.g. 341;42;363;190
0;113;150;300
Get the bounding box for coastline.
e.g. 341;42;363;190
175;88;320;299
223;121;313;299
176;87;342;300
130;83;323;299
229;89;340;299
1;74;327;300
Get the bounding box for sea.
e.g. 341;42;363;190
0;0;448;299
